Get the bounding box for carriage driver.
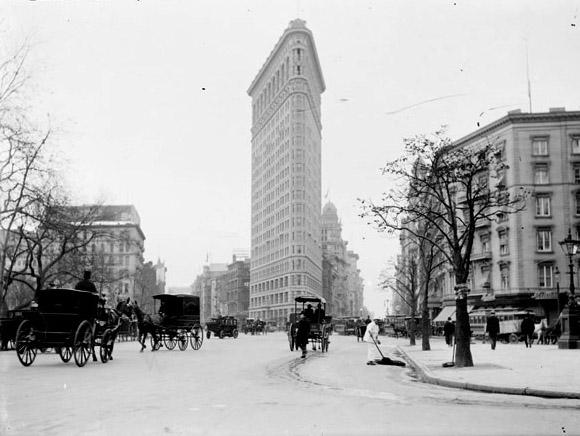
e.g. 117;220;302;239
75;270;98;294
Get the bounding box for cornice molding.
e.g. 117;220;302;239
453;111;580;148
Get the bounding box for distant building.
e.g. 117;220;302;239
248;19;325;324
222;255;250;323
192;263;228;323
55;204;145;305
134;260;166;314
321;201;364;317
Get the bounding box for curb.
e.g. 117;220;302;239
395;345;580;400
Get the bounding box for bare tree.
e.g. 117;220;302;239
0;41;53;311
362;129;527;367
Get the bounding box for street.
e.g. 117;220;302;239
1;333;579;436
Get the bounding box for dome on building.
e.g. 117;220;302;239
322;201;338;217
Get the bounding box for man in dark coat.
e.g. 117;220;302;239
303;304;314;321
521;313;536;348
75;270;98;294
486;311;500;350
295;312;310;358
443;317;455;347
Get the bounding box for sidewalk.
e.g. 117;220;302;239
396;336;580;399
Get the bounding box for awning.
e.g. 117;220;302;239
433;306;456;323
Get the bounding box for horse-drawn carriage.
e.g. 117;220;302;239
205;316;239;339
287;296;331;353
141;294;204;351
13;288;116;367
0;308;23;351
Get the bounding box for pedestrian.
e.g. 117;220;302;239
521;313;535;348
443;317;455;347
295;312;310;358
74;270;98;294
363;318;381;365
485;311;500;350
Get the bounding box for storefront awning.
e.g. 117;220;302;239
433;306;456;323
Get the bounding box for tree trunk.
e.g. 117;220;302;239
454;291;473;367
421;288;431;351
409;305;416;346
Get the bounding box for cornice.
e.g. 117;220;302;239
251;78;321;139
247;19;325;96
453;111;580;148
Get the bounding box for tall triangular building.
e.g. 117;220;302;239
247;19;325;324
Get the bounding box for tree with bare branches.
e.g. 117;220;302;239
361;129;527;367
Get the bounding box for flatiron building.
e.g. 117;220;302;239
247;19;325;325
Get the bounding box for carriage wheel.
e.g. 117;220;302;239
100;329;115;363
233;329;239;339
73;320;93;367
57;346;73;363
178;332;188;351
15;320;37;367
190;326;203;350
219;330;225;339
164;335;177;350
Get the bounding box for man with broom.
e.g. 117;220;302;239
363;318;381;365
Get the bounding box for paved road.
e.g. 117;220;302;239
1;332;579;435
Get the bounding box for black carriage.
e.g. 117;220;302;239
14;288;115;367
205;316;238;339
287;296;331;353
242;318;255;335
148;294;203;351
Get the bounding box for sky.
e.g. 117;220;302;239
3;1;580;316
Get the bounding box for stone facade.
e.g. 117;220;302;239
248;19;325;325
404;109;580;324
321;201;364;317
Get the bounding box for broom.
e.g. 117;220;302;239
442;337;456;367
370;334;406;367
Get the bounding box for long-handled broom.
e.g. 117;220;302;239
442;337;456;367
370;335;406;367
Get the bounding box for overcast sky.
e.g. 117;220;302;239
3;1;580;315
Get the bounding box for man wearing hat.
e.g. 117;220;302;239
75;270;98;294
485;310;500;350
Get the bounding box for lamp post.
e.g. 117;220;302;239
554;266;561;319
558;229;580;349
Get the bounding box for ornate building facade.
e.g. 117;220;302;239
248;19;325;325
321;201;364;317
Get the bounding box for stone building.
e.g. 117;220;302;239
59;204;145;305
404;109;580;325
248;19;325;325
321;201;364;317
192;263;227;324
222;255;250;323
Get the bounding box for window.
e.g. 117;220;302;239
538;263;553;288
500;265;509;290
574;165;580;184
480;234;490;252
576;192;580;215
536;229;552;252
532;137;548;156
534;164;549;184
499;230;509;255
572;136;580;154
535;195;551;216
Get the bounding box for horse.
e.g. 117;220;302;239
132;302;161;352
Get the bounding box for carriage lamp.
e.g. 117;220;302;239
558;228;580;349
554;267;561;316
